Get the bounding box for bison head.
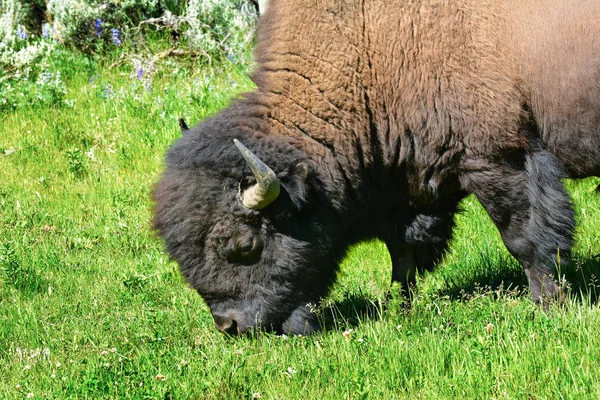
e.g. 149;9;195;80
153;114;345;335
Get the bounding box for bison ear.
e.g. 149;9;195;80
178;118;190;134
283;162;310;209
294;162;309;182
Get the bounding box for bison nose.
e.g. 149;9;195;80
212;312;245;335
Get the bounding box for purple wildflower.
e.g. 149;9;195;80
104;84;112;97
16;25;28;40
111;28;121;46
95;19;102;37
135;68;144;80
41;71;52;84
42;23;51;39
227;74;238;89
89;75;96;85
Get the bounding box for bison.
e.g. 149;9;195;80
153;0;600;335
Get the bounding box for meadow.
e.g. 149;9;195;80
2;24;600;400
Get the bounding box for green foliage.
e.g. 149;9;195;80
1;0;257;58
65;147;86;176
0;71;67;112
183;0;257;62
0;0;257;113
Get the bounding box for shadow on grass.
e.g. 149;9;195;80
318;295;388;332
426;252;600;305
563;254;600;303
434;254;529;301
319;253;600;331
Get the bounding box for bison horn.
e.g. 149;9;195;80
233;139;281;209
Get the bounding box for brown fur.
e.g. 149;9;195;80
251;1;518;199
508;0;600;177
248;0;598;183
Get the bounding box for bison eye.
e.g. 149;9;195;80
239;240;254;256
227;236;263;265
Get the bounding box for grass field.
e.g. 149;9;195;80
1;52;600;399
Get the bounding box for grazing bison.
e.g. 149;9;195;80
154;0;600;335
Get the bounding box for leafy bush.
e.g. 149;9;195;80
183;0;257;63
2;0;257;57
0;0;258;112
0;0;55;75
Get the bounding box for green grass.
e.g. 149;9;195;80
1;51;600;399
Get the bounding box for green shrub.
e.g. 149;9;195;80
0;0;258;112
182;0;257;63
0;71;67;112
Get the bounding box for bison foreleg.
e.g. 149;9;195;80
461;149;574;305
386;242;419;297
386;211;456;298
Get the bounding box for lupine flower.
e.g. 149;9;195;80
104;84;112;97
111;28;121;46
41;71;52;84
95;19;102;37
42;23;51;39
89;75;96;85
16;25;28;40
227;74;238;89
135;68;144;80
